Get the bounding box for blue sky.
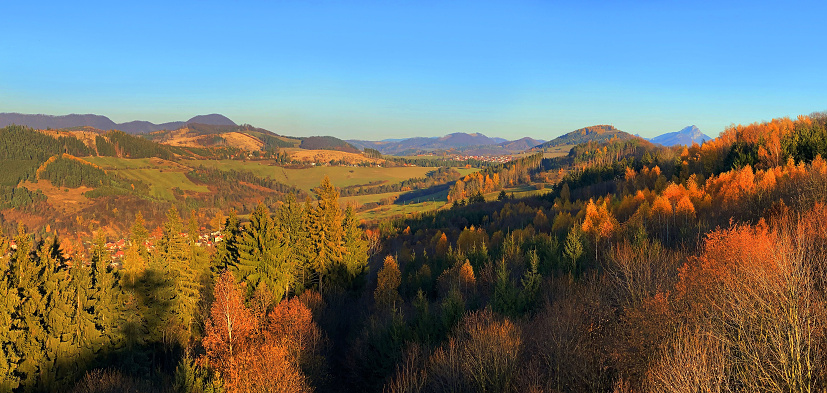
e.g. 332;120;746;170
2;1;826;140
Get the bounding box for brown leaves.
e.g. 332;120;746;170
203;273;323;393
203;271;257;370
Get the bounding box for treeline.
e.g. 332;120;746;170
0;126;94;209
0;186;45;209
100;131;174;160
339;167;462;197
0;125;92;185
363;148;382;159
186;166;307;209
38;154;110;188
0;125;91;162
385;156;494;168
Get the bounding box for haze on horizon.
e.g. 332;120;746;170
2;0;826;141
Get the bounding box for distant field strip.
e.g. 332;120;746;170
183;160;469;191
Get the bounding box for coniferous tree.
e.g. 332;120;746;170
563;227;584;275
277;194;310;294
131;212;149;260
160;206;200;349
212;209;240;274
234;203;293;302
341;205;369;282
308;176;344;295
89;233;121;354
0;231;19;390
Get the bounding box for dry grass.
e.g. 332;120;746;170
157;128;266;151
21;180;94;213
283;148;384;165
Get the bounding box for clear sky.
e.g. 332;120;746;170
2;0;826;140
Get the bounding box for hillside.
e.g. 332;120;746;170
146;123;300;151
300;136;361;153
649;125;713;146
0;112;236;134
499;136;544;151
535;125;637;149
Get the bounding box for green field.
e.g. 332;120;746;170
81;157;208;200
351;184;551;221
117;169;209;200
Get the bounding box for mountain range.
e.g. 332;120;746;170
0;112;236;134
348;133;546;155
648;125;711;146
1;112;715;155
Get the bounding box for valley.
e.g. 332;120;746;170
2;111;826;393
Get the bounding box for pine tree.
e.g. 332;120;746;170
131;211;149;259
213;209;240;273
86;233;122;358
0;229;20;391
277;194;310;293
161;206;200;348
234;203;293;302
492;257;517;316
341;206;368;280
308;177;344;295
519;250;542;313
563;227;583;275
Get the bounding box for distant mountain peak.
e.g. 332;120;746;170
649;125;711;147
186;114;236;126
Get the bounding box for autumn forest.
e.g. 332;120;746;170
2;112;827;393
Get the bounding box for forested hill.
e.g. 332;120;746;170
535;124;638;149
299;136;361;153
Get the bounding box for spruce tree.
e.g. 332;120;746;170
277;194;309;293
235;203;292;301
341;206;368;281
131;212;149;260
161;206;200;348
212;209;240;273
0;230;19;391
89;233;121;356
308;177;344;295
563;227;583;275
